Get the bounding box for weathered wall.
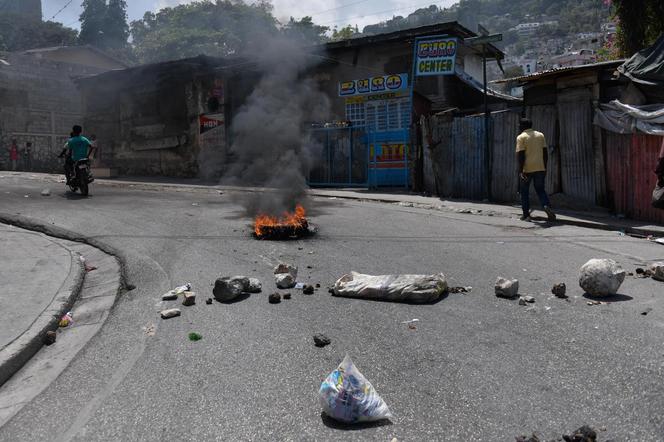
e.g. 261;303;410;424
0;52;104;172
78;58;242;178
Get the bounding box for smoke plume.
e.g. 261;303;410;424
222;35;330;217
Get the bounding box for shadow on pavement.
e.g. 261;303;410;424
583;293;634;302
320;412;392;431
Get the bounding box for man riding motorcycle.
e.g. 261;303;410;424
58;125;93;185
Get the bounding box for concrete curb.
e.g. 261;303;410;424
0;213;135;292
0;232;85;387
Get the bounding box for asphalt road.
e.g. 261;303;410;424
0;175;663;441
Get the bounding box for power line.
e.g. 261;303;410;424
308;0;374;17
50;0;76;20
319;1;443;26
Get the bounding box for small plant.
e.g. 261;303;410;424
188;332;202;342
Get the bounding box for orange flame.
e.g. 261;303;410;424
254;204;307;237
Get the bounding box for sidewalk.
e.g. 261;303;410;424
2;171;663;237
0;224;84;386
310;188;664;238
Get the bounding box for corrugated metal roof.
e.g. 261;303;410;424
492;60;625;84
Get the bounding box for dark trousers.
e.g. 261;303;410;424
520;171;550;217
64;157;74;182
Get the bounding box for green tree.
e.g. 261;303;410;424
103;0;129;49
611;0;664;56
79;0;108;48
283;16;329;44
0;14;77;51
130;0;278;64
331;25;356;41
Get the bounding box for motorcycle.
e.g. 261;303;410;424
67;158;93;196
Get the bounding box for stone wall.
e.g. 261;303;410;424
0;52;105;172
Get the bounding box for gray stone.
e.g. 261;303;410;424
161;291;178;301
303;284;315;295
40;189;51;196
552;283;567;298
522;295;535;303
274;263;298;279
275;273;296;289
247;277;262;293
43;330;56;346
648;262;664;281
579;259;626;297
313;334;331;347
160;308;181;319
268;293;281;304
518;297;527;306
213;276;249;302
182;291;196;306
495;277;519;299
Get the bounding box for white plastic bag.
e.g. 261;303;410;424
333;272;447;303
319;355;392;424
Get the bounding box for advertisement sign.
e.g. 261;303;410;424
339;74;408;97
415;37;457;76
199;113;224;135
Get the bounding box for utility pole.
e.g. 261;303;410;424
465;24;502;202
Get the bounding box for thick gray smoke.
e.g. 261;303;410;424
222;36;330;217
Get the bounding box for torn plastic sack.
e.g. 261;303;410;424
319;355;392;424
333;272;447;303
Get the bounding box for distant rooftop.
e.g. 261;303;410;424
492;59;625;84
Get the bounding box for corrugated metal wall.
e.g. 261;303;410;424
630;134;664;224
452;115;487;200
491;110;520;202
430;117;454;197
605;132;631;216
527;105;560;194
557;88;596;203
605;131;664;224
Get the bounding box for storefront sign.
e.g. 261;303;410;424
415;37;457;76
339;74;408;97
199;113;224;135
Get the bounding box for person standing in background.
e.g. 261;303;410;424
516;118;556;222
23;142;33;171
8;139;19;171
656;138;664;187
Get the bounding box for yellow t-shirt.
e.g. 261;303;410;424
516;129;546;173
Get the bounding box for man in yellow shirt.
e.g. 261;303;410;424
516;118;556;222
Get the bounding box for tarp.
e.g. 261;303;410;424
594;100;664;135
618;35;664;87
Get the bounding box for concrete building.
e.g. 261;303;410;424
74;22;520;182
0;46;126;172
0;0;42;21
551;49;597;68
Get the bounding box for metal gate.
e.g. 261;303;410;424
307;125;369;187
366;98;410;187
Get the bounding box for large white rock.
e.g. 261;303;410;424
275;273;296;289
579;259;626;296
648;262;664;282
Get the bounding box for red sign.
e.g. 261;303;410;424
199;114;224;135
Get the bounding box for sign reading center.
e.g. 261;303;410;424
415;37;458;76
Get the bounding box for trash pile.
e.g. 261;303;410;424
332;272;448;303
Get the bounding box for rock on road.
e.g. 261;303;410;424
0;175;663;441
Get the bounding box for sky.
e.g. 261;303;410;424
42;0;458;31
